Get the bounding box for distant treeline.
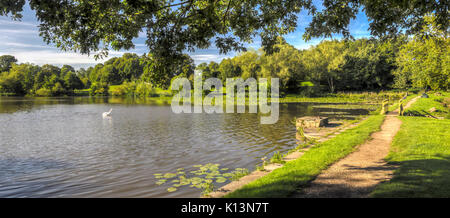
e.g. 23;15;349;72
0;16;447;97
197;16;448;94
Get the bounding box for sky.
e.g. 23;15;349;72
0;2;371;69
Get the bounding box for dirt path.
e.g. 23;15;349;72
293;96;419;198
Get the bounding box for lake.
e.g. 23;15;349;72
0;96;374;197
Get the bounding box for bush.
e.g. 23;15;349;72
35;88;52;96
407;88;421;94
110;81;137;96
135;82;154;97
89;82;109;96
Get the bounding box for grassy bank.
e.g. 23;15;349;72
370;117;450;197
404;92;450;118
225;115;385;198
281;92;405;104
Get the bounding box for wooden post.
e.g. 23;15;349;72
380;99;388;115
399;102;404;116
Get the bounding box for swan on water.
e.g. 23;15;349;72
102;108;112;118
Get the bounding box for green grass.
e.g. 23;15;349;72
107;88;406;104
0;93;16;96
225;115;385;198
108;85;120;92
404;92;450;118
280;92;405;104
371;117;450;197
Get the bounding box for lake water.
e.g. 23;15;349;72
0;96;373;197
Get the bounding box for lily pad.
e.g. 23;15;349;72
216;177;227;183
164;173;177;178
156;179;167;185
167;187;177;192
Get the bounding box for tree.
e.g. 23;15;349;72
259;39;304;92
1;0;446;79
335;39;397;91
394;15;449;91
142;54;194;88
0;68;24;94
196;63;211;78
208;62;220;78
0;55;17;72
99;65;121;85
233;49;261;80
301;40;347;92
218;58;241;82
63;71;84;90
60;65;75;78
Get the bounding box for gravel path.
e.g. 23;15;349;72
293;96;419;198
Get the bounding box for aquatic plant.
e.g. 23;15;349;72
270;151;285;164
255;157;268;171
230;168;250;181
153;163;249;195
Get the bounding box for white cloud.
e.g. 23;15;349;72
1;28;38;34
4;42;46;48
190;54;231;63
0;19;37;27
0;50;102;66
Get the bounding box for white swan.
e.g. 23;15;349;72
102;108;112;118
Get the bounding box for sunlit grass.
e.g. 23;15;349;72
404;91;450;118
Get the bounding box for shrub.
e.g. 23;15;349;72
135;82;154;97
89;82;109;96
35;88;52;96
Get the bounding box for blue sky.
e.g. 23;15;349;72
0;2;371;69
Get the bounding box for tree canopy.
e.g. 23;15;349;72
0;55;17;72
1;0;447;64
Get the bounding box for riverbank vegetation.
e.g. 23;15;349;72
404;91;450;118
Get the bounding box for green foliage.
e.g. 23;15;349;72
197;38;402;93
89;82;109;96
63;71;84;90
394;15;449;91
0;60;88;96
0;55;17;72
270;151;285;164
35;87;51;97
1;0;447;69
